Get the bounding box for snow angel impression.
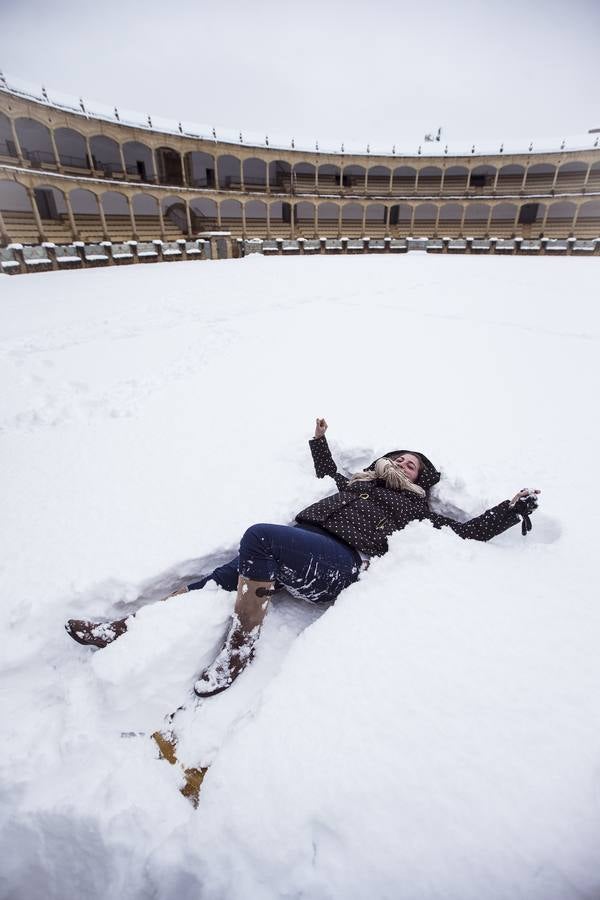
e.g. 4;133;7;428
66;418;540;697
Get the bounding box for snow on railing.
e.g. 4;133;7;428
1;71;599;159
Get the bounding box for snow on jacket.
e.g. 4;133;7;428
295;436;521;557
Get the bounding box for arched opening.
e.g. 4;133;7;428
414;203;438;235
489;202;518;237
524;163;555;192
588;162;600;191
156;146;183;186
33;184;70;242
55;127;89;170
293;162;316;193
70;188;104;241
269;200;292;236
438;203;464;237
318;202;339;236
186;151;215;188
318;164;341;191
15;117;56;166
245;200;267;236
574;199;600;237
0;180;36;244
217;155;241;190
161;195;188;237
268;160;291;192
243;158;267;191
341;203;363;237
388;203;411;235
190;198;218;233
365;203;386;235
101;191;133;240
442;166;468;194
367;165;391;193
463;203;490;236
343;164;366;192
417;166;443;194
545;200;577;237
496;164;525;194
90;135;122;177
124;141;155;182
556;161;588;190
0;113;18;160
469;164;495;190
220;198;243;234
295;201;316;236
392;166;416;193
132;193;161;240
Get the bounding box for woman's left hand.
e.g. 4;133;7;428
510;488;540;507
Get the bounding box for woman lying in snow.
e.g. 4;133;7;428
66;418;540;697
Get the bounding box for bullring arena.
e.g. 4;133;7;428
1;71;599;273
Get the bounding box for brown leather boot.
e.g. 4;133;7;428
65;617;130;648
194;576;274;697
64;585;193;649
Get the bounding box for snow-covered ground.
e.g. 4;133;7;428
1;254;599;900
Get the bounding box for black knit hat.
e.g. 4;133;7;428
367;450;441;491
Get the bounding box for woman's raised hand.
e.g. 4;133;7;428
314;417;328;439
509;488;540;507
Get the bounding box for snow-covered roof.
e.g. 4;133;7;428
2;72;599;159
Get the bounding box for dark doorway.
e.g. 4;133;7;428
518;203;540;225
34;188;58;219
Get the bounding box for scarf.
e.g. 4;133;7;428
349;457;426;497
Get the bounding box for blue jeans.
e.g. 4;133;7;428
190;523;361;604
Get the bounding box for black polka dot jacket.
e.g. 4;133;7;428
295;436;521;557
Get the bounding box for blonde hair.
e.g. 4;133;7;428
349;457;425;497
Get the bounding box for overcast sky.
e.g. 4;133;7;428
1;0;598;151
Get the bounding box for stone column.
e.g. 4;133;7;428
266;203;271;238
361;205;367;235
388;169;394;194
26;186;46;241
153;148;161;184
157;200;166;240
85;135;94;172
541;203;551;235
459;205;467;236
97;195;109;240
440;168;446;195
49;128;63;172
216;201;222;229
434;204;441;236
9;118;25;164
214;158;220;190
338;205;343;237
118;142;127;178
179;153;188;187
512;205;521;235
0;207;10;245
492;167;500;192
240;161;245;193
266;163;270;194
313;204;318;237
127;195;138;240
551;166;559;191
520;166;528;192
315;167;318;192
409;204;416;236
414;168;420;193
185;201;193;237
290;203;296;239
583;162;592;190
363;169;368;194
64;192;79;240
241;202;247;238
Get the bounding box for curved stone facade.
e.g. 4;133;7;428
2;80;600;248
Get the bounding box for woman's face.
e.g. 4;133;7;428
391;452;421;483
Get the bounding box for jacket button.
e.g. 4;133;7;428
360;493;369;499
